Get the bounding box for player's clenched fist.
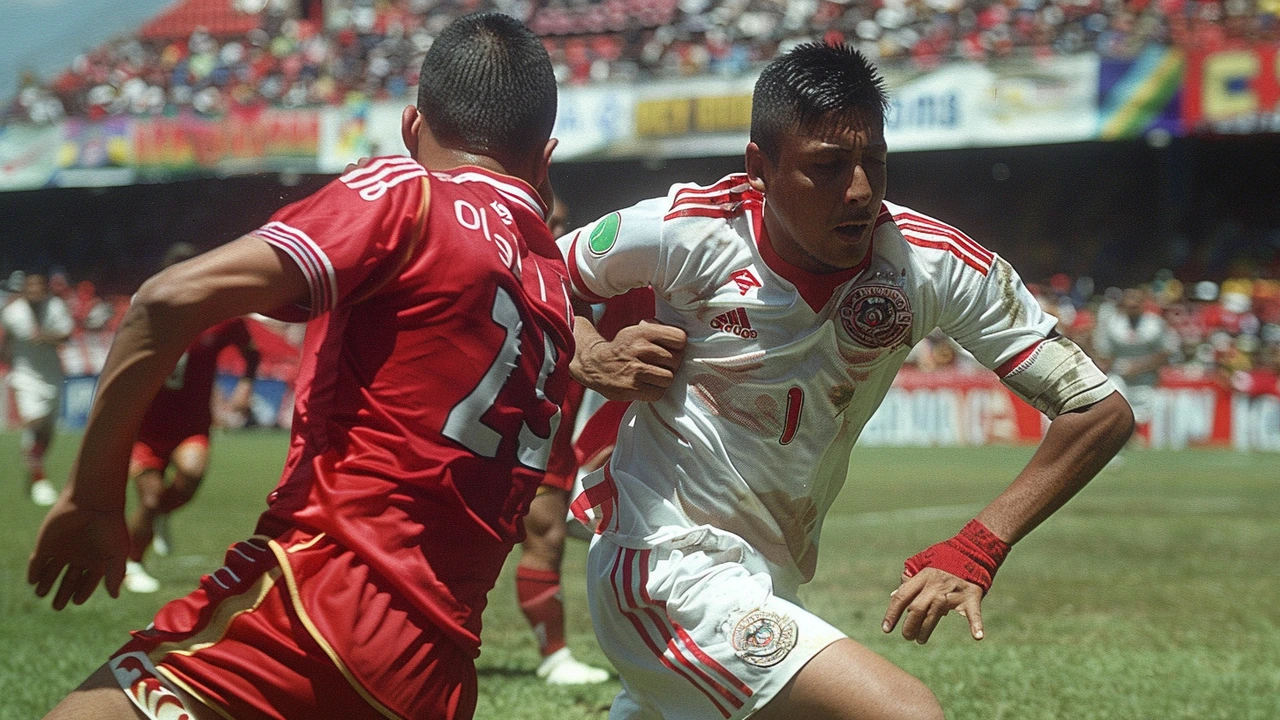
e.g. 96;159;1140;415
571;319;687;402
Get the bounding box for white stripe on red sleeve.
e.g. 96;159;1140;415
253;221;338;317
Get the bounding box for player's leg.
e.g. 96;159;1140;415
587;530;943;720
43;663;220;720
22;416;59;505
517;487;609;685
149;436;210;559
156;437;210;515
750;639;943;720
124;445;168;593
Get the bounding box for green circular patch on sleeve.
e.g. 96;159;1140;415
588;212;621;255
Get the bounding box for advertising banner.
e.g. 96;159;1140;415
132;107;319;173
859;368;1279;451
884;54;1101;150
1182;43;1280;134
317;100;409;173
56;116;137;187
0;123;60;190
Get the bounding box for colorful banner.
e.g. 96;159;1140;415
1182;43;1280;134
132;107;319;173
1097;45;1185;139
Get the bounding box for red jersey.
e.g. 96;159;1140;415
137;318;252;445
249;158;574;656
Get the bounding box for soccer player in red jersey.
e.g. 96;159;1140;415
122;242;262;595
29;13;574;720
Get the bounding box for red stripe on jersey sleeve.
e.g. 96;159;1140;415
565;234;610;303
663;207;739;221
901;234;991;276
893;210;993;263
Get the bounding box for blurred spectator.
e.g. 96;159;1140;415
1093;286;1179;427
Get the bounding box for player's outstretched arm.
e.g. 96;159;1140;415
570;315;686;403
883;391;1133;644
27;237;309;610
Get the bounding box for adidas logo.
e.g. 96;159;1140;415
729;268;762;295
710;307;758;339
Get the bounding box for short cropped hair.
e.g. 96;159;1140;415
750;43;890;160
416;13;557;171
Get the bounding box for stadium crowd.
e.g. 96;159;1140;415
908;271;1280;394
6;0;1280;123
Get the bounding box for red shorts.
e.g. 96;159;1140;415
130;434;209;474
111;530;477;720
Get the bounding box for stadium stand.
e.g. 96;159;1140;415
5;0;1280;122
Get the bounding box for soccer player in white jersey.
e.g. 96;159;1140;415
561;43;1135;720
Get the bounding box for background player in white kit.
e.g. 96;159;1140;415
2;272;73;506
562;44;1135;719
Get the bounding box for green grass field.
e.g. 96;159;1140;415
1;430;1277;719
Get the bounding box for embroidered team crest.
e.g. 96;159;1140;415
731;610;798;667
588;212;622;255
729;268;762;296
838;284;913;348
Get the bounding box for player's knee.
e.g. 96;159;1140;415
898;683;945;720
172;476;203;503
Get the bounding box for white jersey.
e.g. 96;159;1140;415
561;174;1065;588
2;296;72;382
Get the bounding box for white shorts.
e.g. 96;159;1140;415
587;529;846;720
8;370;61;423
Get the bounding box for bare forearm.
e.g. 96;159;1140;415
976;391;1134;544
68;293;206;508
69;237;307;509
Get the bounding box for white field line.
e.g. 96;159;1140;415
826;496;1248;529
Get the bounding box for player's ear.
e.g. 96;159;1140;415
401;105;422;156
745;142;769;193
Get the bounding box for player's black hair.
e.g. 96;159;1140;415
416;13;557;171
750;43;890;160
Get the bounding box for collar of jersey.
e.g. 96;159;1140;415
750;200;884;313
436;164;548;220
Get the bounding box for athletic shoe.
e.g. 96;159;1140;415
124;561;160;594
151;514;172;557
536;647;610;685
29;479;57;507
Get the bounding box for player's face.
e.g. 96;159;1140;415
749;111;887;273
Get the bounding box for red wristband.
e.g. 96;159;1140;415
903;519;1011;595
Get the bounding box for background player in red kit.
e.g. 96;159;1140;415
513;196;656;684
122;242;262;595
28;13;571;720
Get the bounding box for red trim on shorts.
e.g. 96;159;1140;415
610;548;736;718
636;549;754;703
995;339;1046;378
